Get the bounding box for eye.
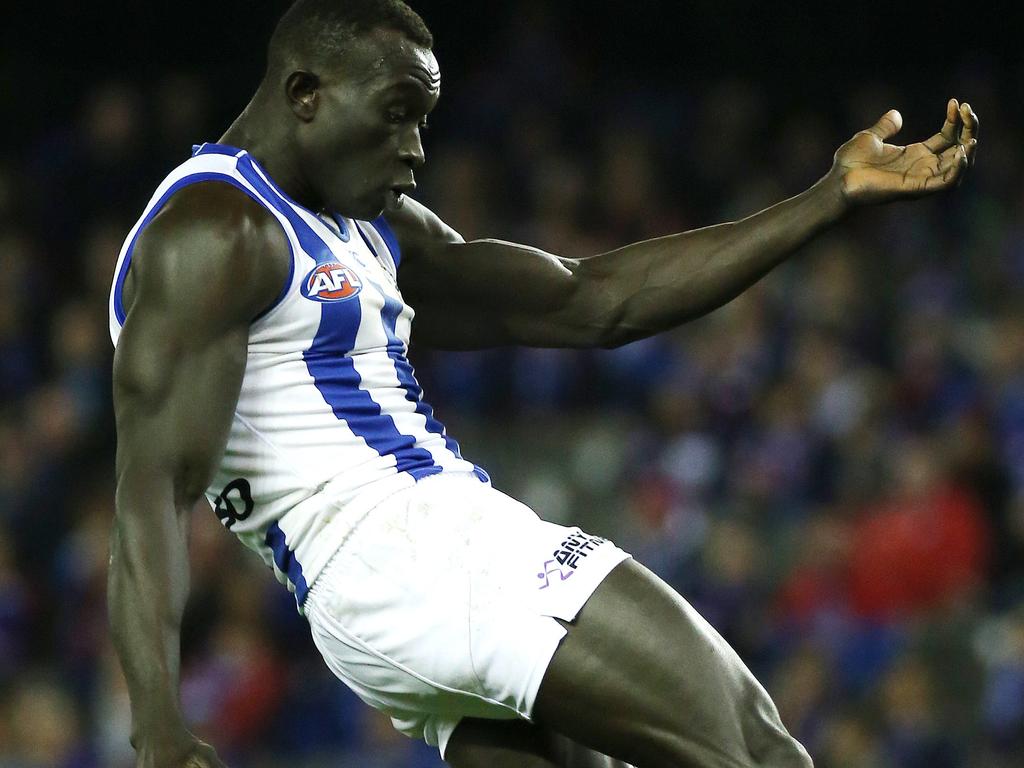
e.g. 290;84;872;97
386;107;407;124
418;119;429;132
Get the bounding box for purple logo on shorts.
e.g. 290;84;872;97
537;560;574;590
536;529;608;590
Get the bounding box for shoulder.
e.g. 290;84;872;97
382;196;464;263
137;181;287;276
128;181;290;325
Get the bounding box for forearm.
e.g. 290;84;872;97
403;102;974;351
581;174;848;346
108;471;193;747
427;175;850;350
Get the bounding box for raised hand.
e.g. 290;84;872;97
830;98;978;205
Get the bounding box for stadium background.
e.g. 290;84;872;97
2;1;1022;765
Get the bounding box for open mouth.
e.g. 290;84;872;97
386;182;416;212
386;189;406;210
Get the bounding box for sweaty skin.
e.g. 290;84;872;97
110;184;287;768
222;30;441;219
389;102;977;351
108;25;979;768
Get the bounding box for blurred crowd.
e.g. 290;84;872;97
2;7;1024;768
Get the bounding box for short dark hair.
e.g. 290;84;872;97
267;0;433;75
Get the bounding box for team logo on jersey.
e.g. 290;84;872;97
303;261;363;303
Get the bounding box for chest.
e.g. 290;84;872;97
253;214;413;355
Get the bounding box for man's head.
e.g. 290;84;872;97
263;0;439;219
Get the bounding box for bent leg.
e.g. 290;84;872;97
532;559;812;768
446;718;634;768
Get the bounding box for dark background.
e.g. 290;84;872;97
6;2;1020;135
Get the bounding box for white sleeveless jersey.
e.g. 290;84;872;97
109;143;488;611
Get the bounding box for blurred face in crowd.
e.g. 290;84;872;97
290;27;439;219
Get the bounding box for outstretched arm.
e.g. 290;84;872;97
109;183;287;768
395;100;978;349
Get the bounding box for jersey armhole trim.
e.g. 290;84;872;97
370;215;402;270
113;173;293;326
252;228;296;322
192;142;246;158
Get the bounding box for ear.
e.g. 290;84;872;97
285;70;320;122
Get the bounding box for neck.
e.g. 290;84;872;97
219;93;323;212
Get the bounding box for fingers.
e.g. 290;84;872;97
959;101;979;165
920;99;978;170
937;141;969;171
963;136;978;167
959;102;979;142
925;142;969;191
864;109;903;141
947;97;960;125
922;98;960;153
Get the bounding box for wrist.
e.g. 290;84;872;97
130;713;192;753
812;171;852;221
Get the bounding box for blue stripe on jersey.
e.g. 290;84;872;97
382;296;491;484
235;155;338;267
112;172;282;325
235;153;441;480
379;290;466;455
265;522;310;605
236;154;349;244
303;293;441;479
370;215;402;270
328;212;351;242
192;143;244;157
364;272;491;485
355;224;381;265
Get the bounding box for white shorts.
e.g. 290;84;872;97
304;472;631;758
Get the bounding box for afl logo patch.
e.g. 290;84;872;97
303;262;362;303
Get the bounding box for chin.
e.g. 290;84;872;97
332;197;385;222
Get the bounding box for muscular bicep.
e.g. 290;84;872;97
107;184;289;742
405;238;612;348
113;305;249;505
389;200;610;348
113;184;287;505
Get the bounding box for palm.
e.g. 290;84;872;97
834;99;978;204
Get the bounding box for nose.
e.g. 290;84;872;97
398;125;425;169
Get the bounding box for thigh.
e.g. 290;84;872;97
445;718;634;768
532;559;810;768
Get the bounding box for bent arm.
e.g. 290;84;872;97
394;102;974;350
395;177;846;349
108;183;286;763
563;177;847;346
